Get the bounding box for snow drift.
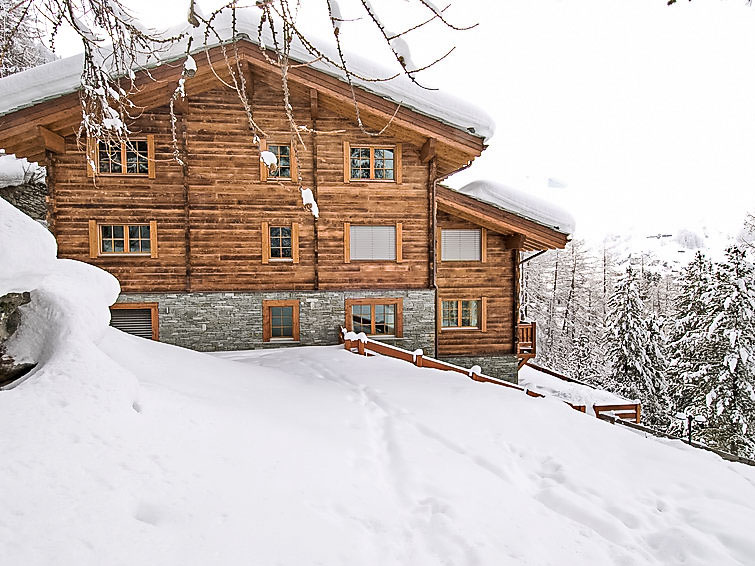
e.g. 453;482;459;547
1;199;755;565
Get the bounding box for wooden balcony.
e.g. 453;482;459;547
517;321;536;369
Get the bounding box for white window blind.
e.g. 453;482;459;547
350;225;396;260
442;229;481;261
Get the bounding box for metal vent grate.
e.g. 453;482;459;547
110;308;154;340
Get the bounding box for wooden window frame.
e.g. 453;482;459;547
87;135;155;178
110;302;159;340
343;142;402;183
438;227;486;263
89;220;158;258
439;297;488;332
259;139;298;182
344;297;403;337
261;221;300;264
262;299;300;342
343;222;403;263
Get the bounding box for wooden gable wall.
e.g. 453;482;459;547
48;64;434;293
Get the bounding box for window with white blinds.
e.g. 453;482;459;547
441;229;481;261
350;225;397;260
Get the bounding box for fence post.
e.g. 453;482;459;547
344;338;352;351
635;404;641;424
415;353;423;367
357;340;366;356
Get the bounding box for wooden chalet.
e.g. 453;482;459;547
0;21;570;382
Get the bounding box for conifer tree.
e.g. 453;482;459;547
605;265;669;426
667;252;715;426
0;1;50;78
698;246;755;457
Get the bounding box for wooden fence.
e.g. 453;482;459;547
343;332;601;415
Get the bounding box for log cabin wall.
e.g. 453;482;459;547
50;67;431;294
436;210;517;357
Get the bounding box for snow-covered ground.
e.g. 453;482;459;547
2;198;755;565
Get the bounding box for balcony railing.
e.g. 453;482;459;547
517;321;536;368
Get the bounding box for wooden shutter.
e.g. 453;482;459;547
290;143;299;182
292;222;300;264
395;143;402;184
147;135;156;179
395;222;403;263
259;139;268;182
343;222;350;263
436;228;442;263
88;220;99;257
481;228;487;263
149;220;159;258
481;297;488;332
261;221;270;263
110;305;158;340
86;138;97;177
292;302;300;341
350;225;396;261
343;141;351;183
395;299;404;337
441;229;482;261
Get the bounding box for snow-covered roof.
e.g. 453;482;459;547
0;10;494;142
450;180;575;235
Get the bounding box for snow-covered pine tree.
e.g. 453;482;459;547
698;246;755;457
667;252;716;430
605;265;669;426
0;1;50;77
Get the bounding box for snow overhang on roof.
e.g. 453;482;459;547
453;180;575;235
436;181;573;251
0;10;494;143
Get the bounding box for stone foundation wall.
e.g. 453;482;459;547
0;183;48;223
437;354;519;384
116;289;436;356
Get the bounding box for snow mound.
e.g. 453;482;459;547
0;153;45;188
454;180;575;234
0;10;493;142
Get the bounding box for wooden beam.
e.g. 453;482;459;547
309;88;319;120
37;126;65;154
503;234;526;249
420;137;436;164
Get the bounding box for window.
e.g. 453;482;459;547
268;144;292;178
270;226;292;259
88;136;155;177
260;140;297;182
261;222;300;263
88;220;158;258
110;303;159;340
441;228;483;261
343;142;402;183
345;298;403;337
263;300;300;342
345;223;402;262
440;299;487;330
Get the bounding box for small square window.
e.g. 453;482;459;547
95;138;152;176
270;226;293;259
263;300;300;342
99;223;151;255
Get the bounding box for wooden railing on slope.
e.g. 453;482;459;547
341;332;593;410
525;362;641;423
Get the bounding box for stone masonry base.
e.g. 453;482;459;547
116;289;436;356
437;354;519;384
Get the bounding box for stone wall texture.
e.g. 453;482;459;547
0;183;48;223
116;289;436;356
437;354;519;384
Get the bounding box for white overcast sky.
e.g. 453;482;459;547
52;0;755;246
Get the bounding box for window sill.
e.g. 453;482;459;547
440;327;482;332
266;178;293;182
348;179;397;184
349;259;399;263
440;260;483;263
265;338;299;343
95;173;150;178
268;258;294;263
98;253;152;257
